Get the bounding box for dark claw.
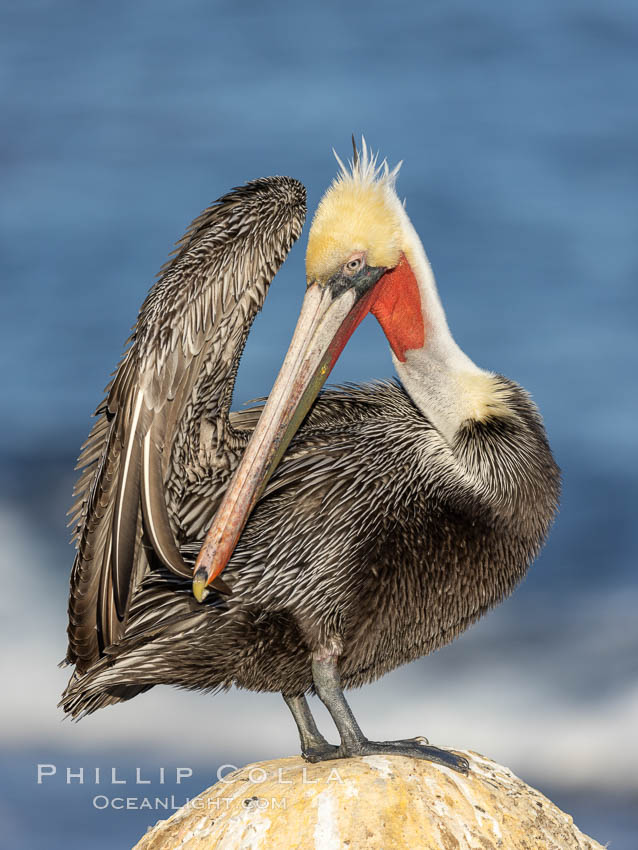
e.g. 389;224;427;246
403;735;430;746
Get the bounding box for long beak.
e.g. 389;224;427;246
192;277;382;600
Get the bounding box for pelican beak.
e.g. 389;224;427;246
192;268;386;600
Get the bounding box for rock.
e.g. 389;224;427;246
132;751;604;850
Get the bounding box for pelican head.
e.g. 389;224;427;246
306;142;404;282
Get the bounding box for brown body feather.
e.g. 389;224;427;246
63;378;559;715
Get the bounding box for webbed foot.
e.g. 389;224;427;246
301;742;340;762
345;738;469;774
306;734;469;774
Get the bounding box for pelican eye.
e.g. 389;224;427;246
344;256;363;275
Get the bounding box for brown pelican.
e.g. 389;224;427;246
62;142;559;775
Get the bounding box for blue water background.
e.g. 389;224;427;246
1;1;637;848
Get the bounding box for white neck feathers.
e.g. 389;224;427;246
389;197;498;444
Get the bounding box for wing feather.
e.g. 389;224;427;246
66;177;306;672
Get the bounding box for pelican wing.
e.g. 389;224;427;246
66;177;306;671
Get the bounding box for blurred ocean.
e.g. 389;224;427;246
1;1;637;847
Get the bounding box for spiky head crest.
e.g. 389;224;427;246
306;139;404;283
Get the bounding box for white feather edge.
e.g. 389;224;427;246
112;388;145;581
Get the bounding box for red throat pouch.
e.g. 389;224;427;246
370;254;425;362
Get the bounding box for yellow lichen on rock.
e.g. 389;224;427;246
132;752;604;850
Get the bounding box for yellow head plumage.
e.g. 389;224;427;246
306;141;404;283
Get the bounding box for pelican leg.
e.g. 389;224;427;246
311;655;470;775
283;693;339;761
